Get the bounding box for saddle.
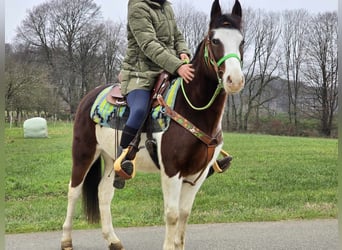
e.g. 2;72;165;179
106;85;126;106
105;71;171;107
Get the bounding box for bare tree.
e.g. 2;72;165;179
77;23;105;94
233;10;281;131
5;44;52;124
16;0;103;115
226;7;254;130
173;2;208;55
280;10;310;133
100;20;126;84
303;12;338;136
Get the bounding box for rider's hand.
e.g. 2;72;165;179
180;53;190;64
177;64;195;84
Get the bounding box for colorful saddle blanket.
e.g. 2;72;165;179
90;78;182;131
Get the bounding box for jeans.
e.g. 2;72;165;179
125;89;151;130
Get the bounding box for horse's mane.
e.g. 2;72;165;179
192;40;204;63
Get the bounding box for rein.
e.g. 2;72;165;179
180;78;223;111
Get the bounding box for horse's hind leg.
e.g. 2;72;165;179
61;181;83;250
61;145;100;249
98;153;124;250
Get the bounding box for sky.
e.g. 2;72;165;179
5;0;338;43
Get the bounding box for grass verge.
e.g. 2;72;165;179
5;123;337;233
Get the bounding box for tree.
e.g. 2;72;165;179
174;2;208;55
76;23;105;95
16;0;103;115
280;10;310;133
303;12;338;136
231;9;281;131
5;44;52;125
100;20;126;84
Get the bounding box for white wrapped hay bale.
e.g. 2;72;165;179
23;117;48;138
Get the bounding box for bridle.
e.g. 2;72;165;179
180;31;243;111
204;34;242;81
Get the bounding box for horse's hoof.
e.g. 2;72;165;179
109;241;125;250
61;240;73;250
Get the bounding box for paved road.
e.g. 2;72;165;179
5;219;339;250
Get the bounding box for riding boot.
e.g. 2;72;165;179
113;126;138;189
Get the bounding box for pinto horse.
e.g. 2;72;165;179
61;0;244;249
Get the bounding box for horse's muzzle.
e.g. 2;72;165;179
225;74;245;94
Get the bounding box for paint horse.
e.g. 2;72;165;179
61;0;245;249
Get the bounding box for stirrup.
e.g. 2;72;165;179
213;149;232;173
113;148;136;179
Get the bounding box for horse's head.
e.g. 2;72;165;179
206;0;245;94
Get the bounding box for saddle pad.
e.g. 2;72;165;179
90;78;181;131
90;86;128;128
151;77;181;130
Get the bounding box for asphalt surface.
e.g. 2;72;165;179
5;219;339;250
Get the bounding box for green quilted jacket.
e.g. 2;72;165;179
120;0;190;95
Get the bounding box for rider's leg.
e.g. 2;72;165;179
113;89;150;189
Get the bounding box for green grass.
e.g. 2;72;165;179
5;123;337;233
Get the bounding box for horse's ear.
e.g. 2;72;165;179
232;0;242;18
210;0;222;28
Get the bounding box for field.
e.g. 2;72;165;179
5;123;337;233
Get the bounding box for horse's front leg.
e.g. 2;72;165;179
99;154;124;250
175;169;209;250
161;170;183;250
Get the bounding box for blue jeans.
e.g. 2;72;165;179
125;89;151;130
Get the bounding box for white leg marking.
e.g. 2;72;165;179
98;152;121;246
176;171;209;250
161;172;183;250
61;149;101;248
61;182;83;245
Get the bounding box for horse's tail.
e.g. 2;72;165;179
82;157;102;224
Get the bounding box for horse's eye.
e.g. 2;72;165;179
212;39;220;45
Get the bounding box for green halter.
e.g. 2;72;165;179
204;46;241;68
217;53;241;67
180;45;241;111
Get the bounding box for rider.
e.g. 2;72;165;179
113;0;195;189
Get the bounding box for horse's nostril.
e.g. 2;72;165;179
227;75;232;83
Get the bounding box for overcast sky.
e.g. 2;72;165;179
5;0;338;43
